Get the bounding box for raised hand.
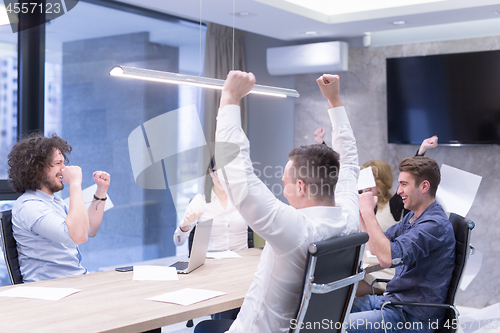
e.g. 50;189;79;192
418;135;438;155
316;74;342;109
180;210;204;231
93;171;111;191
220;70;256;109
314;126;326;144
61;166;83;187
359;191;378;217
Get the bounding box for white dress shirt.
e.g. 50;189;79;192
173;191;248;252
215;104;360;333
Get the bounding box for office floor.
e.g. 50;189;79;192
159;306;484;333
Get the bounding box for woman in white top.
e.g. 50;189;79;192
173;158;248;252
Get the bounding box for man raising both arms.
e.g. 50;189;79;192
8;134;110;283
195;71;359;333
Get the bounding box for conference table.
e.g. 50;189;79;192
0;247;262;333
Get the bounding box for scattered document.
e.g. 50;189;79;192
64;184;114;212
358;167;376;191
0;287;80;301
148;288;226;306
460;250;482;291
206;250;242;259
133;265;178;281
435;164;482;217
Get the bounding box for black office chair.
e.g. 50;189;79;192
0;210;23;285
291;232;369;333
380;213;475;333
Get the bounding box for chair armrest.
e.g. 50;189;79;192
365;264;383;274
370;279;391;295
381;301;460;333
384;301;455;309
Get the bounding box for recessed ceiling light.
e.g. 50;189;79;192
278;0;448;17
305;31;318;35
392;20;406;25
233;12;255;17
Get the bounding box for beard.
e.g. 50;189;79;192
43;176;64;194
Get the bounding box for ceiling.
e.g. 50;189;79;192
116;0;500;47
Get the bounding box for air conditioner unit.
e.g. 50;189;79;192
266;41;349;76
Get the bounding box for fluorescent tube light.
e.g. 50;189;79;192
110;66;300;98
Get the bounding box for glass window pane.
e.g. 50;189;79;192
0;3;17;180
44;2;206;271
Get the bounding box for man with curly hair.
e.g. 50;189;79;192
8;133;111;282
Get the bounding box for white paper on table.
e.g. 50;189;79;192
206;250;242;259
435;164;482;217
64;184;114;212
358;167;376;191
133;265;178;281
147;288;226;306
460;250;482;291
0;287;80;301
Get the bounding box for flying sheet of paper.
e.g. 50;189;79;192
435;164;482;217
64;184;114;212
133;265;178;281
0;287;80;301
147;288;226;306
460;250;482;291
358;167;376;191
206;250;242;259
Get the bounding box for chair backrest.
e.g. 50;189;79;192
0;210;23;284
438;213;474;332
291;232;369;333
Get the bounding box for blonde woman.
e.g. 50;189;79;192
360;160;396;232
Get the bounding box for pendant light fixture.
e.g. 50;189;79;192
109;1;299;98
109;66;299;98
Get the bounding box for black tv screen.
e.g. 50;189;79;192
387;50;500;145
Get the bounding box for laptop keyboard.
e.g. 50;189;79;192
169;261;189;271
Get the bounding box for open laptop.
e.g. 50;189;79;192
169;220;213;274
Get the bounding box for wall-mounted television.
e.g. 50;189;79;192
387;50;500;145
